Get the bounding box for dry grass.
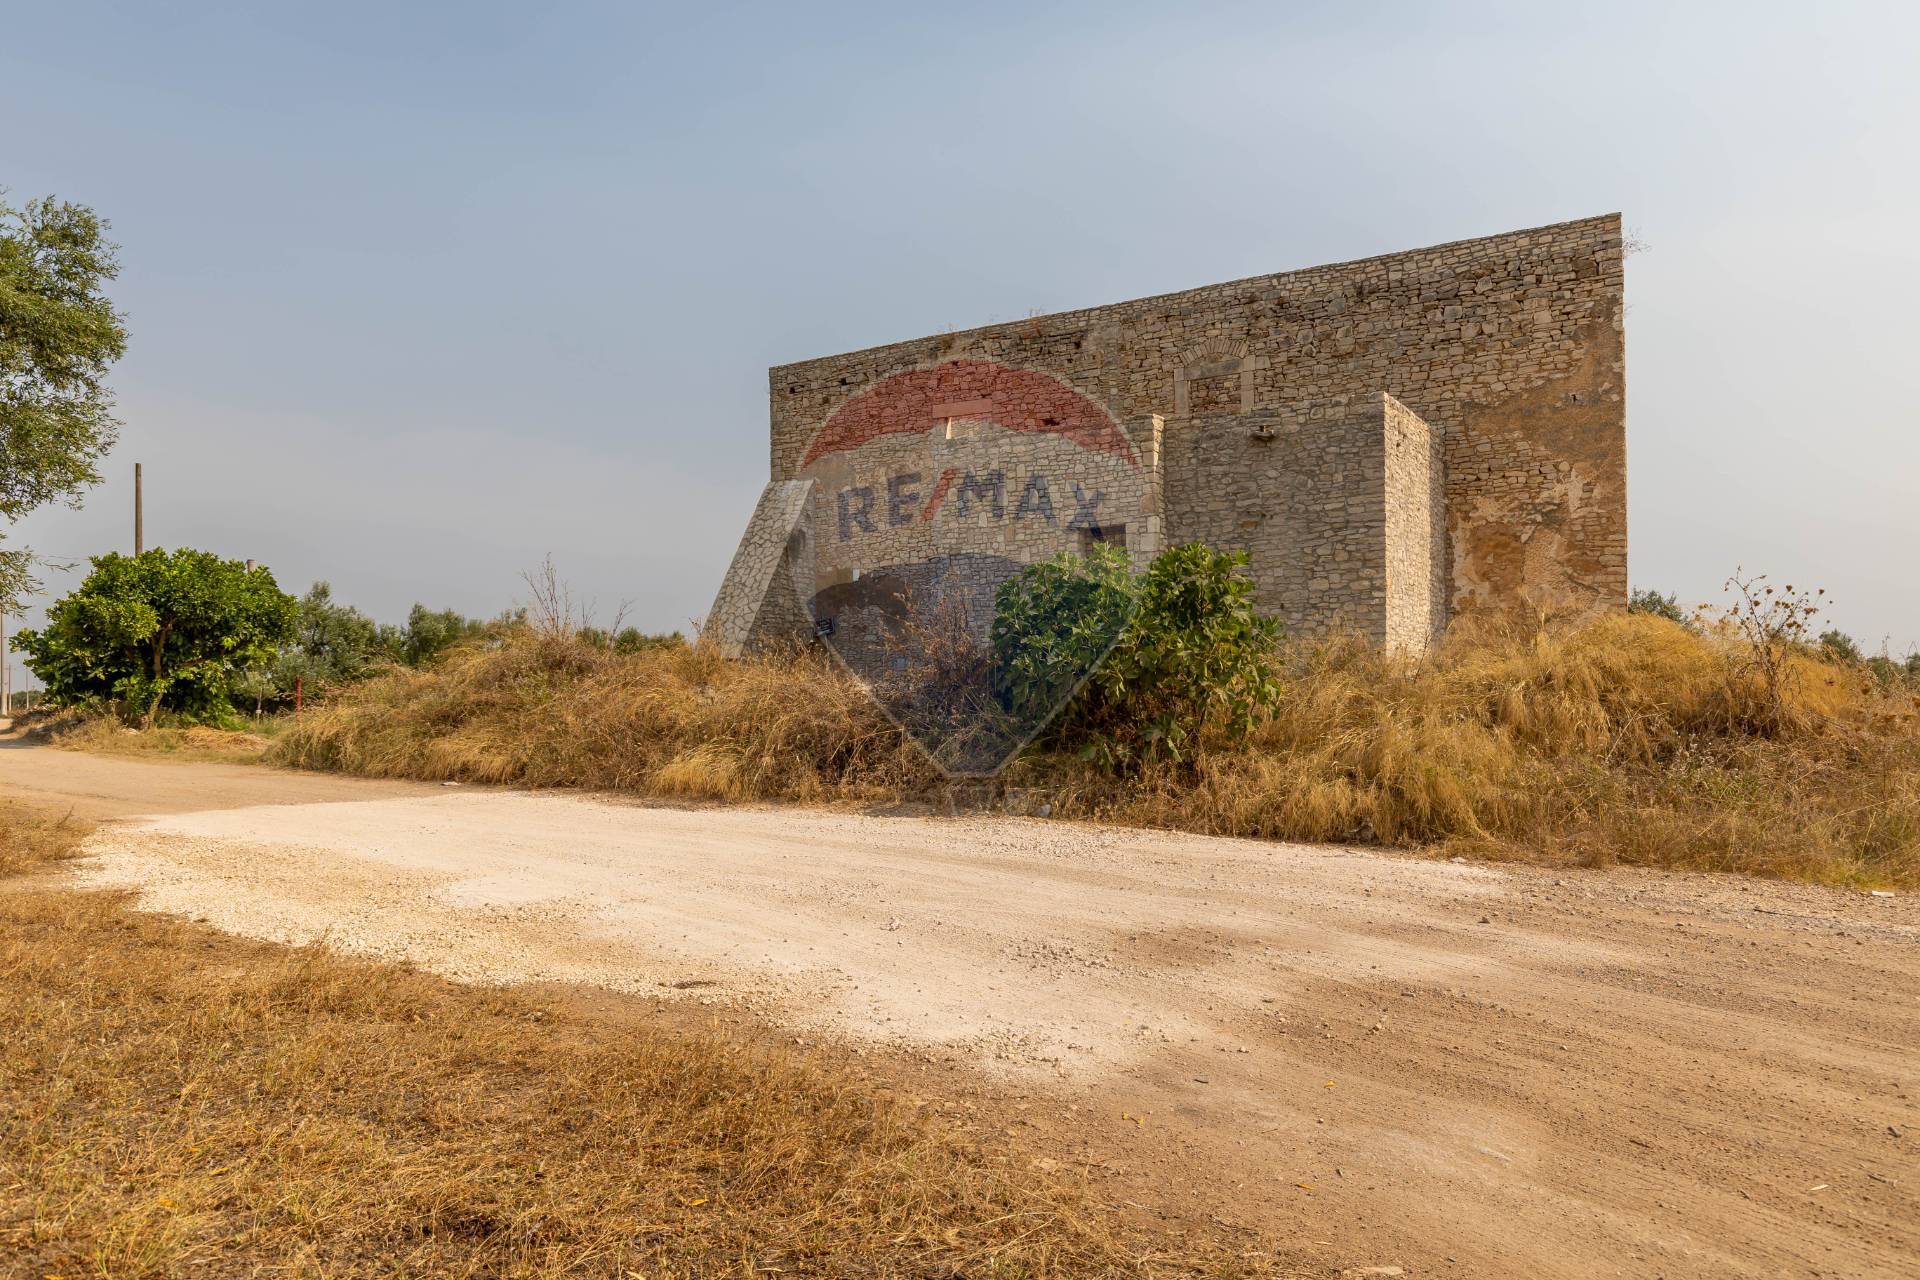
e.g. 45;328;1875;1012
273;636;937;802
0;799;87;878
22;708;276;764
0;801;1270;1278
274;612;1920;888
1033;611;1920;887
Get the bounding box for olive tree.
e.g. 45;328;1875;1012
0;194;128;609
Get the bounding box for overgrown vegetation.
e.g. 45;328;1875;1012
242;583;511;714
275;633;926;800
1049;610;1916;886
993;543;1281;767
23;706;276;763
276;552;1920;889
12;557;531;726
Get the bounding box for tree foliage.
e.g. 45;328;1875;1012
280;582;392;690
399;603;494;666
992;542;1282;766
990;542;1138;728
12;549;297;725
0;194;128;609
247;588;502;712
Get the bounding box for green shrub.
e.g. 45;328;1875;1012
1088;543;1282;763
992;542;1281;768
580;626;686;655
990;543;1138;729
1628;587;1693;627
13;549;297;727
1818;628;1863;664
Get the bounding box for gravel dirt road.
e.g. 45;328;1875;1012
4;740;1915;1278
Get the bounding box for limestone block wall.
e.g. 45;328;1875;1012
1383;394;1446;651
764;214;1626;632
704;479;813;658
1163;399;1386;642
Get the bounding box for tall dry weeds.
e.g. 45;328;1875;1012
275;635;936;803
1034;611;1919;886
275;614;1920;887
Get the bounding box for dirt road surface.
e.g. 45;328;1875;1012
4;740;1915;1278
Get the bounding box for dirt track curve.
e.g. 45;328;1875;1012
4;740;1916;1279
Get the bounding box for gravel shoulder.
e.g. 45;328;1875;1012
4;740;1915;1278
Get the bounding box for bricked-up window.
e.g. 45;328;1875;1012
1080;524;1127;554
1188;373;1239;413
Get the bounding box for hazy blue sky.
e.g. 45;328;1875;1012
5;0;1917;678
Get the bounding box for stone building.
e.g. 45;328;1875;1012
710;213;1625;657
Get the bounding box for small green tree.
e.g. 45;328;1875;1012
992;542;1282;767
1817;628;1862;664
399;603;491;665
273;581;400;697
1089;543;1282;762
12;549;297;726
991;542;1138;727
0;194;129;609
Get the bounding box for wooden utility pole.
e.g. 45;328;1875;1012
1;614;9;718
134;462;144;555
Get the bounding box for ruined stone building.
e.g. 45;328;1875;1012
710;214;1626;658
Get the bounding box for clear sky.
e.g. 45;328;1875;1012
5;0;1917;675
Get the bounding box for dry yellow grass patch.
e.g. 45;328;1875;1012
0;802;1269;1278
24;709;275;764
0;799;87;877
1048;613;1919;886
274;637;936;802
274;613;1920;888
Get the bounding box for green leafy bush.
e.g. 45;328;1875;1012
13;549;297;726
1088;543;1282;763
992;542;1281;767
990;543;1138;729
1818;628;1863;664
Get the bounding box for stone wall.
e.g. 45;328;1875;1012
791;414;1161;660
763;213;1626;636
1383;394;1445;651
704;480;814;658
1163;399;1386;642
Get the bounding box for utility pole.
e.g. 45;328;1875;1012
134;462;144;555
1;615;9;718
